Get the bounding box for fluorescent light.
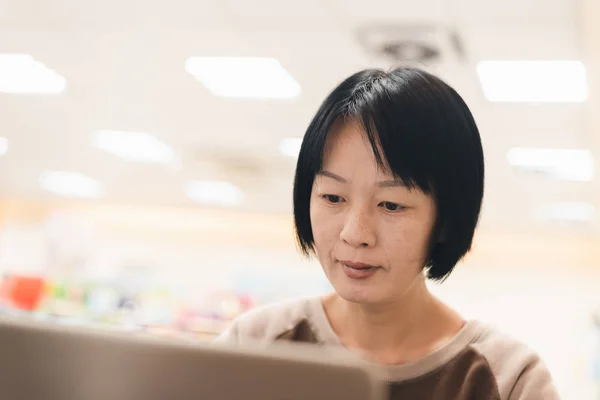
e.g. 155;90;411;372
185;57;301;99
0;54;67;94
476;60;587;102
507;147;594;182
0;137;7;156
39;171;104;199
279;137;303;157
185;180;244;207
93;130;175;164
535;202;595;223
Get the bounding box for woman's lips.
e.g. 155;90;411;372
340;260;380;280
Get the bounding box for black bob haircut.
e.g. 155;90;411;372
293;67;484;281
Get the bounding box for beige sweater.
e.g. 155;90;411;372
215;297;560;400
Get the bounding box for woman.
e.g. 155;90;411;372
216;67;559;399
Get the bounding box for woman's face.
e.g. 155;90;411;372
310;119;437;305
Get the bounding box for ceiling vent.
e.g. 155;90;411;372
355;24;465;65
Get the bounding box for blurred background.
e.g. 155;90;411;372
0;0;599;397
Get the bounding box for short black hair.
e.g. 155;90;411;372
293;67;484;281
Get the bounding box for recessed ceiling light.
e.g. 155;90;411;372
185;180;244;207
39;171;104;199
279;137;303;157
535;202;595;223
0;54;67;94
93;130;176;164
184;57;301;99
507;147;594;182
476;60;587;103
0;137;7;156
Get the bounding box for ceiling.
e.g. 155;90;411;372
0;0;597;235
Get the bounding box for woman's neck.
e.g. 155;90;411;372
323;278;464;365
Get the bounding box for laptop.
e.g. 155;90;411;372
0;315;386;400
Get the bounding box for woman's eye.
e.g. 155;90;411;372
380;202;404;212
323;194;344;204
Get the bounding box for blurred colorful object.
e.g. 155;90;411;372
0;275;46;311
0;266;327;342
0;272;265;341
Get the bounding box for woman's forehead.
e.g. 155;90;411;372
322;120;392;173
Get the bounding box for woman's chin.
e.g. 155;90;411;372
325;268;389;304
333;282;385;305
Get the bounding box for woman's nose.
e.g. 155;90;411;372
339;209;376;248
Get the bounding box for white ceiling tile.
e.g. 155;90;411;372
463;24;581;60
326;0;450;26
454;0;577;25
223;0;337;30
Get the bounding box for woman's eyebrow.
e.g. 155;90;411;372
317;170;348;183
377;179;406;188
317;170;406;188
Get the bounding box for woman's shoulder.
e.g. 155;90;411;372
467;321;560;399
213;296;322;346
